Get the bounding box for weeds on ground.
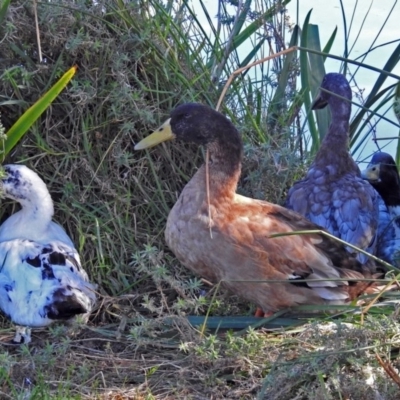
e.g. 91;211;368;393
1;313;400;398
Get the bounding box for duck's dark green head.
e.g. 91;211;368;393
134;103;241;149
361;152;400;205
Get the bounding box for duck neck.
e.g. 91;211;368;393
202;135;243;198
5;191;54;239
378;185;400;207
314;103;357;172
22;188;54;219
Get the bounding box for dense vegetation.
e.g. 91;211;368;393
0;0;399;398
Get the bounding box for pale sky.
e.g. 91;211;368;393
189;0;400;162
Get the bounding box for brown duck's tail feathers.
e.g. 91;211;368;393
363;281;400;295
350;273;400;300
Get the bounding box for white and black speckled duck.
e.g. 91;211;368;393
0;165;96;343
285;73;380;268
134;103;391;317
361;152;400;266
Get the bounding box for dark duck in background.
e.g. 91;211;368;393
361;152;400;267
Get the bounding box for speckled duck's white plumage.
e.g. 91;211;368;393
0;165;96;343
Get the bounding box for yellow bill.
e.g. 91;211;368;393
134;118;175;150
361;163;380;182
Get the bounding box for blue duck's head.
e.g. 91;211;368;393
312;73;352;110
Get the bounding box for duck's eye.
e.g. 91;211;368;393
178;113;190;121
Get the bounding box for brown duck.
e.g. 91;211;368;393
135;103;386;315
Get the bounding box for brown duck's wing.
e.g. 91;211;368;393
226;196;366;281
200;197;375;310
261;203;366;272
167;192;377;312
285;171;379;264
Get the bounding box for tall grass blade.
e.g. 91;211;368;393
307;23;329;142
267;25;299;133
299;11;318;151
350;41;400;141
232;0;292;49
394;81;400;164
232;0;252;40
186;315;303;330
351;86;400;155
3;66;77;159
338;0;349;72
0;0;10;27
322;27;338;57
238;38;266;70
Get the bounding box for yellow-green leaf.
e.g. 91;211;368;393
3;65;77;160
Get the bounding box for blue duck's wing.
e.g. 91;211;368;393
285;172;379;265
331;175;379;258
0;239;96;327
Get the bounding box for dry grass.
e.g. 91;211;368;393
1;313;400;399
1;0;400;398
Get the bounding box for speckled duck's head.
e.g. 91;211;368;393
1;165;53;211
312;73;352;118
135;103;241;147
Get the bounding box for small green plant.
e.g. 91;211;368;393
1;66;77;161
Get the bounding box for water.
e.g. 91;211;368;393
288;0;400;163
191;0;400;162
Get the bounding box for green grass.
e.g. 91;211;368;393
1;313;400;398
0;0;400;397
